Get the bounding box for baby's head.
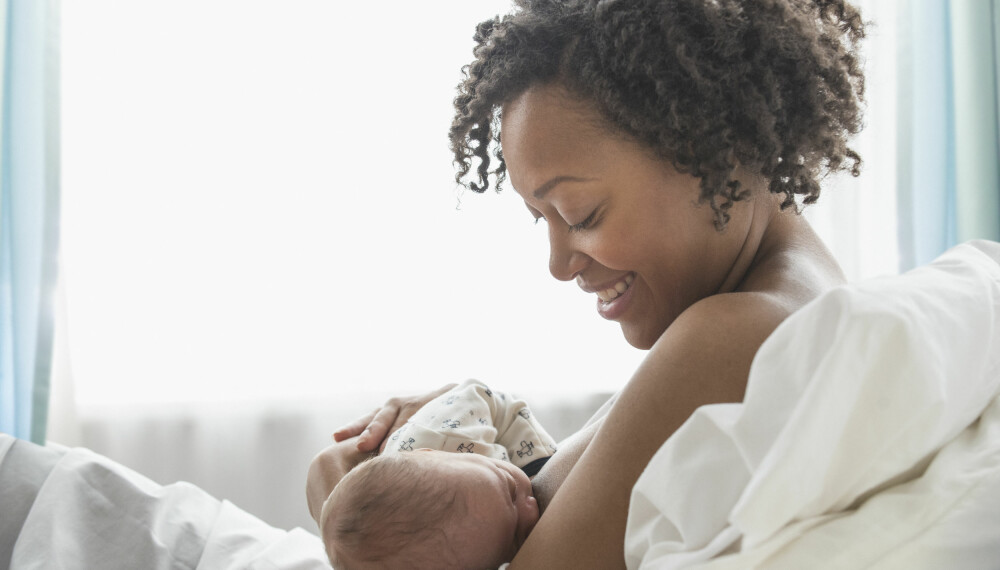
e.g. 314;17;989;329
321;449;540;569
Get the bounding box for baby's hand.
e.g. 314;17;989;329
332;383;458;452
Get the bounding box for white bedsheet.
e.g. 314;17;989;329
5;436;330;569
625;240;1000;569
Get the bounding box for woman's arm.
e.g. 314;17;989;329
305;437;373;525
510;294;788;568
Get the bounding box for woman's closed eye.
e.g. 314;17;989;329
568;208;599;232
529;203;603;231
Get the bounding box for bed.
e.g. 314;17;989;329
626;240;1000;569
0;434;331;569
3;240;999;569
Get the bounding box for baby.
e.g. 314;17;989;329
319;380;558;569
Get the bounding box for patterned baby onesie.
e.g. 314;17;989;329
383;379;557;475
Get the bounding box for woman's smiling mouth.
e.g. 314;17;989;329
595;273;635;303
579;272;638;321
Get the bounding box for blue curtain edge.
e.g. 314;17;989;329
31;0;60;445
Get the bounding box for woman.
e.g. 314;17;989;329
308;0;865;567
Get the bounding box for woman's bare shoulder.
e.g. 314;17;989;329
510;288;810;568
674;231;844;338
642;246;843;399
661;290;794;356
736;224;847;310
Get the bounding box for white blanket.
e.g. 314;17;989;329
6;242;999;570
625;240;1000;569
2;435;331;569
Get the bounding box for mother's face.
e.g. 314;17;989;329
500;84;753;349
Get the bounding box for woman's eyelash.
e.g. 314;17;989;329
532;208;599;230
569;209;599;232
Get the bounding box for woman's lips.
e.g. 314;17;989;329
596;273;636;320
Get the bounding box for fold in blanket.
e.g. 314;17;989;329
626;240;1000;569
0;434;330;570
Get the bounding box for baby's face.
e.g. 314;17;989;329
415;449;540;567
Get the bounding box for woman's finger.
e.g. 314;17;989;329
349;383;461;452
376;384;458;453
429;382;459;401
356;404;401;452
331;408;379;442
378;415;413;453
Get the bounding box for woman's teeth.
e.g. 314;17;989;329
596;274;635;303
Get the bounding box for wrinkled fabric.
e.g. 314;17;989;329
383;379;558;469
626;240;1000;569
0;434;330;569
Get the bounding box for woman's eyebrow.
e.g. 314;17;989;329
532;176;595;199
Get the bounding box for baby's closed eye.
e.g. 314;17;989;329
506;473;518;502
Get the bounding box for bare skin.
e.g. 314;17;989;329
306;437;372;527
315;83;846;568
332;383;457;453
501;85;845;568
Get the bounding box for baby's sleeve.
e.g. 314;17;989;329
382;380;557;471
382;380;503;458
488;388;558;471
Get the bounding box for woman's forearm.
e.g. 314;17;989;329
305;437;372;525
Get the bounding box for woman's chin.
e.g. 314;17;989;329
621;323;657;350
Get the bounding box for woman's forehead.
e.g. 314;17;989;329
502;95;614;195
502;87;604;151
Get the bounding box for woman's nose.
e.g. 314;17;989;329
548;226;588;281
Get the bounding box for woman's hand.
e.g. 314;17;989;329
332;383;458;453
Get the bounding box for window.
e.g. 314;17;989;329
61;0;894;406
62;1;647;405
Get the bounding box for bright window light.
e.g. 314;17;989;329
62;1;895;407
61;1;646;405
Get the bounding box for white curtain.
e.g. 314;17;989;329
57;0;900;409
53;0;902;530
803;0;899;280
58;0;644;411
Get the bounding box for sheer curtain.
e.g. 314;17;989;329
895;0;1000;270
0;0;60;445
58;0;646;409
804;0;900;280
54;1;917;531
804;0;1000;276
58;1;907;412
56;0;630;531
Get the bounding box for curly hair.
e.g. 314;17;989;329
450;0;866;229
